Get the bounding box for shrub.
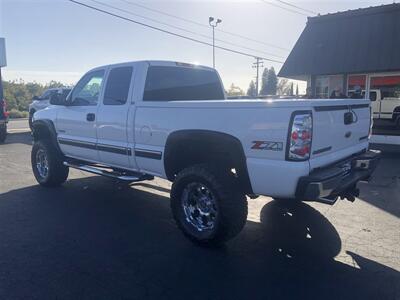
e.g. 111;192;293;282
8;109;29;119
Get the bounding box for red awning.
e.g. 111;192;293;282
371;75;400;87
348;75;366;87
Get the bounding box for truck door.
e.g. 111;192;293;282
380;96;398;120
57;69;105;162
369;90;380;119
96;65;134;168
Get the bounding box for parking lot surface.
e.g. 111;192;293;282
0;120;399;299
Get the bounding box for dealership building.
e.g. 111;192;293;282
279;3;400;101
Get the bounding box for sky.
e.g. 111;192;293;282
0;0;395;92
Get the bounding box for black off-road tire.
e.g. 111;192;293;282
28;111;34;130
396;115;400;130
0;124;7;143
31;140;69;187
171;164;248;246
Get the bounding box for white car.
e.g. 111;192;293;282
29;88;71;129
31;60;380;245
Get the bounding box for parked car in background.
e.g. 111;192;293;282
0;98;8;143
29;88;71;129
31;60;380;246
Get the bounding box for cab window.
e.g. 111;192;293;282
103;66;133;105
369;91;377;101
143;66;225;101
39;90;52;100
70;70;105;106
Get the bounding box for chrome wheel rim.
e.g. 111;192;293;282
36;149;49;179
181;182;218;232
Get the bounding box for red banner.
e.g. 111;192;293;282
371;76;400;87
348;75;366;87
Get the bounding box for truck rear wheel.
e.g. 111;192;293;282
396;116;400;129
171;164;248;246
31;140;69;187
0;124;6;143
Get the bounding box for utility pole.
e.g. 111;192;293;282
252;57;264;96
209;17;222;68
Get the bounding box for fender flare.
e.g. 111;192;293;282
32;119;62;153
164;129;253;194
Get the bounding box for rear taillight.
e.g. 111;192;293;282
1;99;8;118
286;111;313;161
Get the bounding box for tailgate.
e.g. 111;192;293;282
311;99;370;159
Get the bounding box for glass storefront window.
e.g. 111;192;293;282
315;76;329;98
348;75;367;96
328;75;344;98
315;75;344;98
370;75;400;99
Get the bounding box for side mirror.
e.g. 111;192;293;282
33;95;39;101
50;93;66;105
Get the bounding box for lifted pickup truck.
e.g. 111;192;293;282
31;61;380;245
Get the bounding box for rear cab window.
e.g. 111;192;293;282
143;65;225;101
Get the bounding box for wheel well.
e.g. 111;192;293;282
393;106;400;121
32;123;51;141
32;120;63;155
164;130;253;194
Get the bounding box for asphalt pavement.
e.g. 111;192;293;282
0;120;399;299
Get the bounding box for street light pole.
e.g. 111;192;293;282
212;25;215;68
209;17;222;69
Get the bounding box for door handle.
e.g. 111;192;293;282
86;113;95;122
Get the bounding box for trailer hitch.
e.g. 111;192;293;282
315;187;360;205
339;187;360;202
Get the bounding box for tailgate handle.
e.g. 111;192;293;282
344;112;353;125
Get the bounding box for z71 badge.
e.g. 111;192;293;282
251;141;283;151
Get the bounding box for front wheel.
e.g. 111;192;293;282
28;111;34;130
31;140;69;187
171;164;248;246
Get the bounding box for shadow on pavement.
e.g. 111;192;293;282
0;176;398;299
357;151;400;218
1;131;32;146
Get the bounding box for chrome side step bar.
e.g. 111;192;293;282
63;162;154;182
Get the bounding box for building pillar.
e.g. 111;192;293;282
310;75;316;97
343;73;348;96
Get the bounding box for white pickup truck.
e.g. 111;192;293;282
369;89;400;127
349;88;400;127
31;61;380;245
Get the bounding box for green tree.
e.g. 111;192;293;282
2;80;67;112
259;68;269;95
247;80;256;97
265;67;278;95
227;83;244;97
45;81;66;89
